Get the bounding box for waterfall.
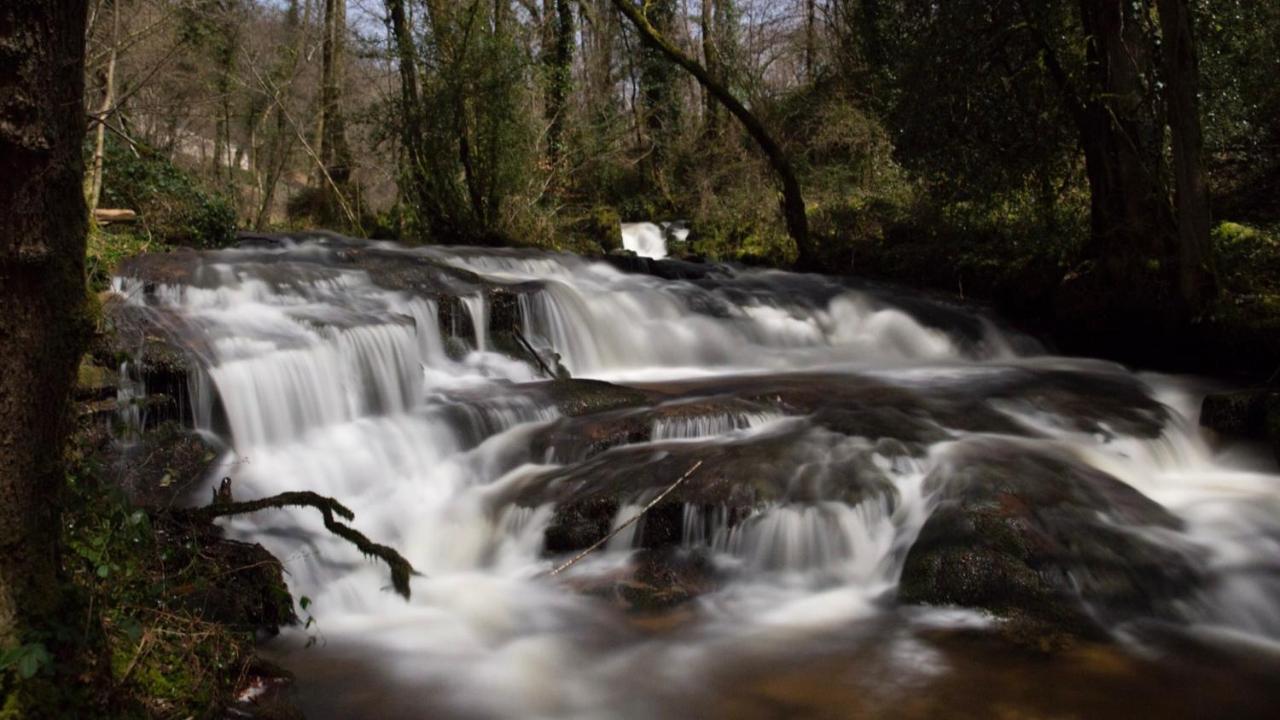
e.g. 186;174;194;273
109;235;1280;719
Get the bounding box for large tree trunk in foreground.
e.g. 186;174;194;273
610;0;813;267
0;0;90;690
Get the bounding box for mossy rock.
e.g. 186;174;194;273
570;548;720;614
1200;389;1277;439
533;379;656;417
899;438;1201;637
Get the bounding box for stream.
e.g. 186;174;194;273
110;234;1280;719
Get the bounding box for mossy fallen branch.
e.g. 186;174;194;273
182;490;417;599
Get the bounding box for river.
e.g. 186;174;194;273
110;234;1280;718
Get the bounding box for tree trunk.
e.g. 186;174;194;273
637;0;680;185
700;0;721;131
318;0;354;221
0;0;90;700
1074;0;1175;295
255;0;310;229
385;0;433;226
543;0;575;171
610;0;813;266
1157;0;1217;312
804;0;816;82
86;0;120;213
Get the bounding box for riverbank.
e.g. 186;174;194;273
56;307;302;719
831;220;1280;381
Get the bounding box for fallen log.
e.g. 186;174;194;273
95;208;138;224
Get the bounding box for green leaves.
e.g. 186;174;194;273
1;642;53;680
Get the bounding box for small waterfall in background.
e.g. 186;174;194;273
108;235;1280;719
620;221;689;260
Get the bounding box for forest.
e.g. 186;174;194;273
3;0;1280;718
69;0;1280;367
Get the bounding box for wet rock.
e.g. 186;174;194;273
532;379;658;417
979;367;1170;439
899;438;1201;635
107;421;219;508
521;426;897;555
170;528;296;634
570;548;720;614
603;254;719;281
529;396;772;463
645;366;1169;442
228;658;304;720
1201;389;1280;462
115;247;206;286
76;357;118;401
99;296;197;375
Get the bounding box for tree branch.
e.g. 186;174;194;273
184;490;417;599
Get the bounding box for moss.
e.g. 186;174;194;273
582;206;622;254
59;389;297;718
536;379;654;417
86;229;151;292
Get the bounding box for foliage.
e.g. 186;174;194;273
98;137;237;248
86;229;151;293
1214;221;1280;297
57;418;296;718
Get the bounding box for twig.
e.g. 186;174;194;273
182;490;417;599
549;460;704;577
116;631;153;687
512;326;559;379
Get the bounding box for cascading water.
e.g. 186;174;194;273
110;236;1280;718
620;222;687;260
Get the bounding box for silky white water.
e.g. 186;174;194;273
110;237;1280;718
620;222;689;260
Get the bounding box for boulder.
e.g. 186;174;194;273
899;438;1201;636
517;426;897;555
1201;388;1280;463
567;548;720;614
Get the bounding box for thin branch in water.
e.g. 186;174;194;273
549;460;704;577
513;326;560;379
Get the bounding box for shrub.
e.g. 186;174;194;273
99;138;236;248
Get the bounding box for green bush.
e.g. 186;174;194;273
99;138;236;248
1214;221;1280;296
86;229;151;292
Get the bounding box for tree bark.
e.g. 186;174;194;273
318;0;354;216
0;0;90;688
700;0;721;131
804;0;817;82
543;0;575;170
610;0;813;266
636;0;680;179
385;0;436;229
1157;0;1217;312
